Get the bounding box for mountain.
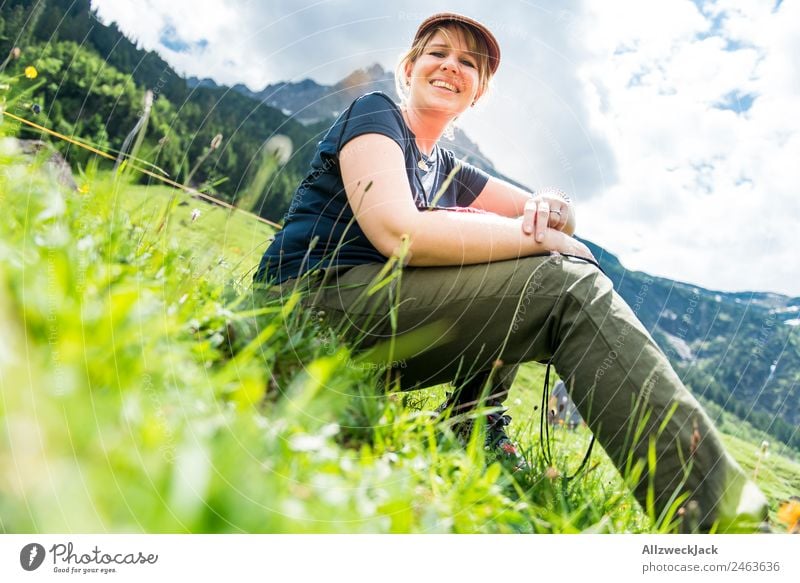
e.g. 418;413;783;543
211;63;518;184
232;63;395;123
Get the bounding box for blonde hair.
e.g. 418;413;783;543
395;23;494;109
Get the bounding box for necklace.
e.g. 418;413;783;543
401;107;438;207
415;149;439;208
402;108;434;173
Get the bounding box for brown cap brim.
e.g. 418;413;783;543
413;12;500;75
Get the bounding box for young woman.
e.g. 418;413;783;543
255;13;768;532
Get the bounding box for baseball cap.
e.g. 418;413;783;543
413;13;501;75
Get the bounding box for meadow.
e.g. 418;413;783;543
2;144;798;534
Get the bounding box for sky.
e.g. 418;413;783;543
90;0;800;296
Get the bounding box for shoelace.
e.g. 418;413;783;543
487;412;511;427
485;412;513;446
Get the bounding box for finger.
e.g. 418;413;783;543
553;206;569;230
548;208;562;229
561;205;573;230
522;200;536;234
536;201;550;242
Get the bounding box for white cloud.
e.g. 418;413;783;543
89;0;800;295
577;0;800;295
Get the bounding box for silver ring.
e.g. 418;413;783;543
549;209;562;216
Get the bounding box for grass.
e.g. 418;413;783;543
1;148;798;534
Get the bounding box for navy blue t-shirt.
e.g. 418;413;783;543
255;92;490;283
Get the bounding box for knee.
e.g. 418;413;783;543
560;257;612;303
512;255;609;307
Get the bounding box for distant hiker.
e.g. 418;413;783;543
254;12;768;532
548;380;582;430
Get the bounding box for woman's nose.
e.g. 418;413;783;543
440;55;460;72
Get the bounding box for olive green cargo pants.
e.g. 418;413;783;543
282;253;768;532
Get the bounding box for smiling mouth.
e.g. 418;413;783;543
430;79;459;93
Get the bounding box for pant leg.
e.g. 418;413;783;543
309;254;768;532
444;365;519;413
458;365;519;410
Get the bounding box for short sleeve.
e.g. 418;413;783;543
439;149;490;207
336;93;407;154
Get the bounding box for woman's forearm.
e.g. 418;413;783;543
384;209;590;266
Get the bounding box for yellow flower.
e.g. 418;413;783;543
777;499;800;533
24;66;38;79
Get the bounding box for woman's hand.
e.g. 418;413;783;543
543;229;596;262
521;189;574;241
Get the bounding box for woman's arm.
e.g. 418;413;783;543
340;134;592;266
469;176;532;216
470;177;577;239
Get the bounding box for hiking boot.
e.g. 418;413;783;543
484;411;530;471
436;395;529;471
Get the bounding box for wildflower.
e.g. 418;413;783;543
31;103;41;115
24;66;37;79
777;498;800;533
190;208;201;222
264;134;292;164
689;417;701;458
544;466;560;480
753;440;770;480
0;47;22;72
114;90;153;173
184;135;222;187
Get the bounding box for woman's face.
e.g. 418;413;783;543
405;27;483;118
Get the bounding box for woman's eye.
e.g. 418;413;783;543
430;51;445;57
461;59;476;68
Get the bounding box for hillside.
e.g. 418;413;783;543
2;148;798;534
1;0;320;221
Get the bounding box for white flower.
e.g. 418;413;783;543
264;135;293;164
